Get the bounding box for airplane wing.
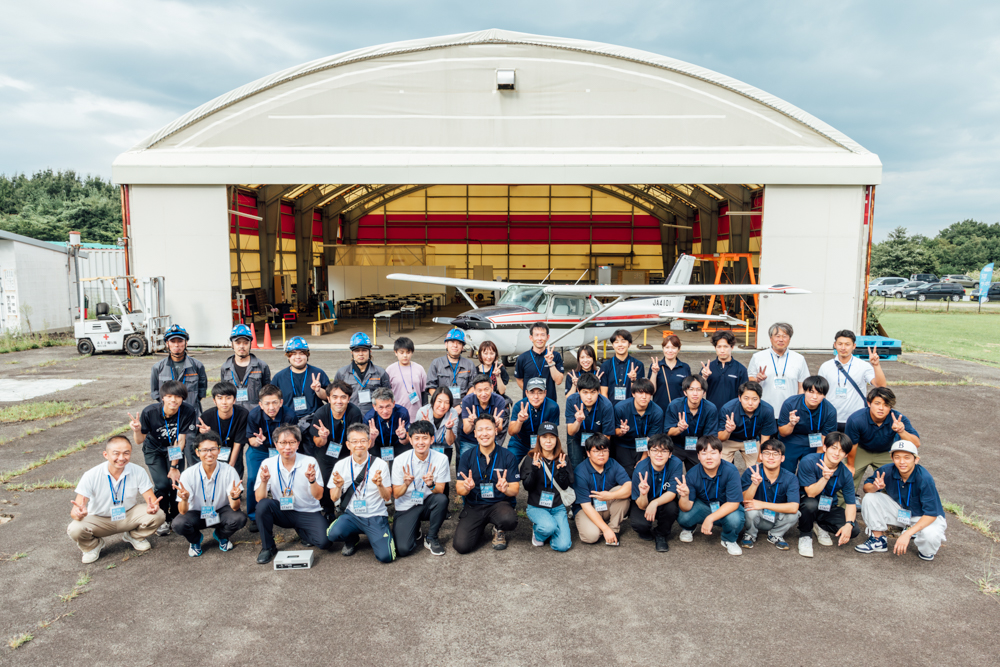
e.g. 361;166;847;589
542;284;809;296
386;273;516;291
660;312;747;325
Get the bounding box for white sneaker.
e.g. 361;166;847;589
81;537;105;564
531;535;545;547
122;532;151;552
798;535;814;558
814;525;833;547
721;540;743;556
679;530;694;543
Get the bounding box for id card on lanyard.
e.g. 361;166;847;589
277;464;296;511
805;397;824;448
353;367;372;405
217;412;234;463
350;456;371;513
326;410;345;458
705;474;721;513
818;459;838;512
633;413;649;451
233;367;250;403
477;452;497;499
539;459;556;507
684;405;703;451
164;407;183;461
591;470;608;511
896;480;913;522
771;352;789;390
612;358;630;401
292;368;309;414
108;474;127;521
760;480;778;523
449;361;463;400
835;360;853;399
376;418;394;461
200;469;220;526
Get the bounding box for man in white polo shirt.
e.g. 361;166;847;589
66;435;165;563
747;322;810;414
817;329;887;430
327;423;396;563
391;420;451;557
253;425;331;565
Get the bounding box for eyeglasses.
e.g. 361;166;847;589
198;447;219;453
276;440;299;446
347;439;369;446
760;450;781;458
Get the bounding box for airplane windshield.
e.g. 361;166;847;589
498;286;546;311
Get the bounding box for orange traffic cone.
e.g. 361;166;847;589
260;321;275;350
250;323;259;349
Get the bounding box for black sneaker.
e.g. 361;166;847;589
342;540;357;557
256;549;275;565
655;535;670;553
424;536;446;556
637;531;654;542
248;522;259;533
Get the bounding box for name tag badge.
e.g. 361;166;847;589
327;443;342;458
744;440;759;455
412;490;425;504
761;508;776;522
219;446;232;461
834;387;848;399
614;386;626;401
685;436;697;451
818;495;833;512
380;447;394;462
581;432;594;445
358;389;372;404
409;390;420;405
236;388;249;402
110;505;126;522
449;385;461;400
808;432;822;448
635;437;649;452
279;495;294;511
710;501;721;513
539;491;555;508
201;505;220;527
167;445;183;461
897;509;912;522
530;435;537;447
292;396;308;413
480;483;495;499
592;499;608;512
773;377;787;390
432;445;446;454
268;448;278;458
351;498;367;513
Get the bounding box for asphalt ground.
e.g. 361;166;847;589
1;345;999;665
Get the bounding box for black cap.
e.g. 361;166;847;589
539;421;558;436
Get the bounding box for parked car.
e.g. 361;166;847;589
903;282;965;301
882;280;925;298
971;283;1000;302
941;274;976;288
868;276;906;295
910;273;938;283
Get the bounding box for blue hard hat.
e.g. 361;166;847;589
349;332;372;349
164;324;189;342
285;336;309;352
445;328;466;343
230;324;252;341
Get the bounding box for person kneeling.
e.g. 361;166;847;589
391;421;451;557
739;439;800;551
796;432;860;558
254;426;332;564
171;431;247;556
855;441;947;561
629;434;683;552
572;434;632;546
327;424;395;562
520;422;574;552
676;436;745;556
67;435;165;563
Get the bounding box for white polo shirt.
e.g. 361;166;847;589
329;455;392;518
818;357;876;421
747;348;810;413
179;462;241;512
254;454;322;513
75;462;152;517
391;448;451;511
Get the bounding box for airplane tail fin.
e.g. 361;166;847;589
665;254;696;286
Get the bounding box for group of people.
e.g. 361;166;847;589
66;320;946;566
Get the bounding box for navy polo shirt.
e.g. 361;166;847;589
719;398;778;442
777;395;838;453
508;397;560;451
362;404;411;454
797;452;857;505
514;348;564;403
457;445;521;506
648;358;691;413
613;399;664;451
245;406;289;451
565;393;616;448
458;393;508;448
864;463;944;518
685;460;743;505
572;458;631;512
272;364;329;422
845;408;919;454
631;456;685;501
705;358;749;409
740;466;800;504
663;397;720;456
600;355;646;407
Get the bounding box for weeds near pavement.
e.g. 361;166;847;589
58;572;92;603
37;612;73;629
0;394;140;449
7;632;33;650
0;552;28;561
968;548;1000;602
0;330;72;355
943;501;1000;542
0;401;84;424
888;378;979;387
6;478;74;492
0;425;129;484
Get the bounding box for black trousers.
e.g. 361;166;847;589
255;498;332;552
144;448;182;521
392;493;449;557
453;502;518;554
798;495;861;539
172;506;247;544
614;447;646;478
674;447;699;471
309;446;343;521
629;498;680;538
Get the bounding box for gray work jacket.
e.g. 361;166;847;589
220;354;272;410
333;362;390;415
150;355;207;416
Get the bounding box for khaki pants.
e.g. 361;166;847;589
721;439;758;468
67;504;166;553
574;486;630;544
852;448;893;493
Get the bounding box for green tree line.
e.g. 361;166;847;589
870;220;999;278
0;170;122;245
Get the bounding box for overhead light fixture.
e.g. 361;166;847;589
723;211;759;216
496;69;515;90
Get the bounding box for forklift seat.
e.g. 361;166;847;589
95;303;114;320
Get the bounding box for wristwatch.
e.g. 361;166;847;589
847;520;856;526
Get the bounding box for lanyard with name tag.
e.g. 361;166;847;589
268;448;278;458
685;436;697;450
411;489;425;504
480;483;494;498
581;432;594;446
613;386;626;401
818;495;834;512
292;396;308;413
327;442;342;458
808;433;822;448
432;445;446;454
896;480;913;522
530;434;537;447
201;505;220;526
592;498;608;511
236;387;249;402
761;508;776;522
834;387;848;399
635;437;649;452
219;446;232;461
539;490;555;508
710;501;721;513
744;439;758;455
111;505;126;522
449;385;461;400
381;446;394;461
409;391;419;405
351;497;367;512
358;389;371;404
108;474;127;521
277;465;295;510
168;445;183;461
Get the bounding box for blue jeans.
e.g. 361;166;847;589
678;499;746;543
507;437;531;463
458;439;478;462
327;512;396;563
526;504;572;552
245;446;270;520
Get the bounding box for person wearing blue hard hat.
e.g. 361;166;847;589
151;324;207;463
334;332;389;415
426;328;476;402
220;324;271;409
272;336;329;429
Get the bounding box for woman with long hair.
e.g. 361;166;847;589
518;422;574;552
565;344;603;396
476;341;509;396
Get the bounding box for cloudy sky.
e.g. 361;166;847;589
1;0;996;240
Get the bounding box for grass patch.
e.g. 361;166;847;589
6;478;74;492
0;552;28;562
0;425;129;484
7;632;33;650
888;379;978;387
37;612;72;629
0;393;140;450
0;330;73;355
943;501;1000;542
968;548;1000;602
0;401;83;424
879;310;1000;367
58;572;92;603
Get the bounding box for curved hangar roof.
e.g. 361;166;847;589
113;29;881;185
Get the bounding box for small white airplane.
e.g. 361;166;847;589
387;255;808;358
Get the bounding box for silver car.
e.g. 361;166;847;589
941;274;976;289
882;280;926;298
